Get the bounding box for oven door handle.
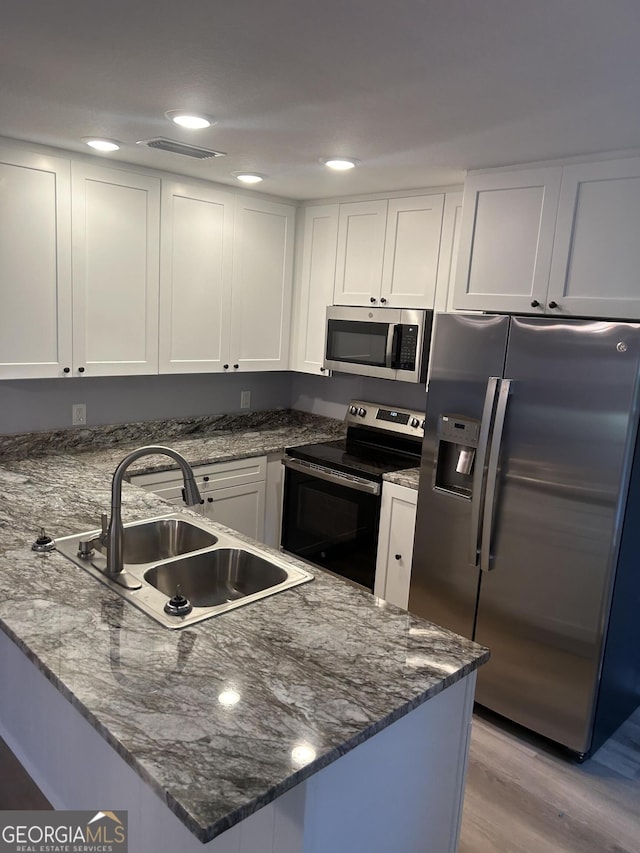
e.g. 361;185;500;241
283;456;381;495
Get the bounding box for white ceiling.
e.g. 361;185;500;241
3;0;640;201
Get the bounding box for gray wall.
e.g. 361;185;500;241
290;372;427;419
0;372;292;434
0;370;427;434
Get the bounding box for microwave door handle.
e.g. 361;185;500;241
480;378;511;572
469;377;500;566
387;324;399;369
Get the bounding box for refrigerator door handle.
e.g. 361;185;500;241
480;378;512;572
469;376;500;566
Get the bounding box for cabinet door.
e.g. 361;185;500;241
433;192;463;313
374;483;417;610
231;197;295;372
381;195;445;308
201;481;266;541
0;148;72;379
291;204;338;374
453;168;562;313
264;453;284;549
71;163;160;376
334;200;387;306
547;158;640;319
159;182;234;372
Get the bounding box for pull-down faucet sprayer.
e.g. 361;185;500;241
104;445;202;589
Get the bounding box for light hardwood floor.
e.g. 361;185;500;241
460;707;640;853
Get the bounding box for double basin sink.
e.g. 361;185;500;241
56;514;314;629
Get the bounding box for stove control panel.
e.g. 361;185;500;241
344;400;425;438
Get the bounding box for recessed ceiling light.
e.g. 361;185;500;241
165;110;215;130
232;172;265;184
82;138;121;152
321;157;359;171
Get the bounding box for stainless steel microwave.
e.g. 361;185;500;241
324;306;432;383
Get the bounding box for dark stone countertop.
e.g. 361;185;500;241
0;411;488;843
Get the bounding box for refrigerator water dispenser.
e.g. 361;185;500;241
433;414;480;498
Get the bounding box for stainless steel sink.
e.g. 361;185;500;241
55;513;314;629
144;549;288;607
91;517;218;564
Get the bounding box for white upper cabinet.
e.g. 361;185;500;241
453;157;640;319
453;168;562;314
334;195;446;308
290;204;339;375
72;163;160;376
433;192;464;313
231;197;295;372
159;182;234;373
381;194;445;308
547;158;640;318
0;148;72;379
334;200;388;305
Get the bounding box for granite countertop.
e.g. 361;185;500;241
0;409;347;474
383;467;421;491
0;411;488;843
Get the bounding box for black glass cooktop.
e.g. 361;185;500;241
286;438;420;481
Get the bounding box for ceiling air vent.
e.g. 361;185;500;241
137;138;226;160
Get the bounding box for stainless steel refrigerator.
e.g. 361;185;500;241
410;313;640;757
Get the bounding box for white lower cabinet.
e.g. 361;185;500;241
200;480;266;542
374;482;418;610
131;456;268;542
264;453;284;548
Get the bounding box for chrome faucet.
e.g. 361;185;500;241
104;445;202;589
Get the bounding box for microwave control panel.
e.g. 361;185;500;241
392;324;418;370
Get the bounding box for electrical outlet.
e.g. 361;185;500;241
240;390;251;409
72;403;86;426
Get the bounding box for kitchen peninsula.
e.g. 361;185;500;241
0;412;488;853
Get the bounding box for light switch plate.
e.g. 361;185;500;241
241;391;251;409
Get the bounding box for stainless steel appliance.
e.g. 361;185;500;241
411;313;640;757
324;306;432;382
282;400;424;591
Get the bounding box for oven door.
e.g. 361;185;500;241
281;457;381;592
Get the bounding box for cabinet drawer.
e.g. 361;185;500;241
193;456;267;489
130;455;267;491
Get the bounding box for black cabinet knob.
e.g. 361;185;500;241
199;499;204;504
380;297;387;304
63;367;70;374
78;366;85;373
233;363;239;369
223;364;229;370
530;300;540;308
370;297;377;304
207;497;213;503
395;554;402;561
548;301;558;309
203;476;209;482
320;366;326;372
